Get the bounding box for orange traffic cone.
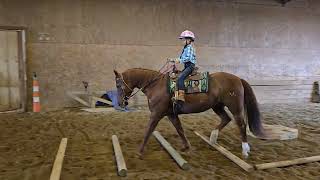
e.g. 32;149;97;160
33;72;41;112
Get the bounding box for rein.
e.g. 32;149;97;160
119;61;173;100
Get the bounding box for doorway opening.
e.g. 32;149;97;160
0;26;27;112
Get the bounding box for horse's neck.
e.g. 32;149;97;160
124;69;160;89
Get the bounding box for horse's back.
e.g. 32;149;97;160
210;72;241;79
209;72;244;96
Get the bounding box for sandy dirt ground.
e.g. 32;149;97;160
0;103;319;180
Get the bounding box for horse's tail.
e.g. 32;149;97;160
241;79;266;138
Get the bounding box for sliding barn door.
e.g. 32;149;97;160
0;31;21;111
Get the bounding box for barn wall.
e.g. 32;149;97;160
0;0;320;110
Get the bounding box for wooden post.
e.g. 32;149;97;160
194;131;253;172
255;155;320;170
112;135;127;177
50;138;68;180
153;131;190;170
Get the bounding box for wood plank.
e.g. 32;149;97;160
259;98;309;104
112;135;127;177
255;91;311;101
255;155;320;170
248;124;298;140
81;108;115;113
255;89;312;94
67;92;90;107
252;85;312;91
249;79;319;86
194;131;253;172
50;138;68;180
0;109;22;114
153;131;190;170
67;91;106;95
67;91;113;108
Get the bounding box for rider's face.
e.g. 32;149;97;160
181;38;192;45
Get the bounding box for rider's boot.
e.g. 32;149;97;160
177;90;185;102
173;90;185;115
173;90;179;101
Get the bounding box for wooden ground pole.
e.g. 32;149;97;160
153;131;190;170
255;155;320;170
194;131;253;172
49;138;68;180
112;135;127;177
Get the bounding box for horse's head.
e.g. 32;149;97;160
114;70;132;108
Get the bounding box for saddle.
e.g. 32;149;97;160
168;67;209;94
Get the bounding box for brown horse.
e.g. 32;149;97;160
114;68;265;158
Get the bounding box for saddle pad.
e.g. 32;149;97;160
168;72;209;94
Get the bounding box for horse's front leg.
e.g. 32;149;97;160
138;112;163;158
167;114;191;151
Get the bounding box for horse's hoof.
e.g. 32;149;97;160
180;146;190;152
242;152;249;159
135;152;144;160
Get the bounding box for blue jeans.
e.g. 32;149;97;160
177;62;195;90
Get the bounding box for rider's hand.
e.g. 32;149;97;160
167;58;174;63
167;58;180;63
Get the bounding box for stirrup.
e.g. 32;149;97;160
173;100;183;115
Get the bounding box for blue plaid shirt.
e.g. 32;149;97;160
179;44;196;64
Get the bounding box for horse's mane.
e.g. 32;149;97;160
127;68;161;75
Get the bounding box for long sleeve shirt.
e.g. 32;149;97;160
179;44;196;64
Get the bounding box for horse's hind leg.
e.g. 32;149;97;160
210;105;232;144
228;104;250;158
167;114;191;151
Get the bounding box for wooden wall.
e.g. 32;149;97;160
0;0;319;110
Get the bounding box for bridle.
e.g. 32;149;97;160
116;72;163;103
116;61;174;104
116;75;133;104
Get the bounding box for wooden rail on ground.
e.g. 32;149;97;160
112;135;127;177
255;155;320;170
153;131;190;170
67;91;112;108
194;131;253;172
49;138;68;180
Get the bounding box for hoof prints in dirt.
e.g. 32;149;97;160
0;104;319;179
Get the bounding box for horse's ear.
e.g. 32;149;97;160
114;70;120;77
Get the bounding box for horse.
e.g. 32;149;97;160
113;68;265;158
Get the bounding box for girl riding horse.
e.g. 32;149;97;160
168;30;196;103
